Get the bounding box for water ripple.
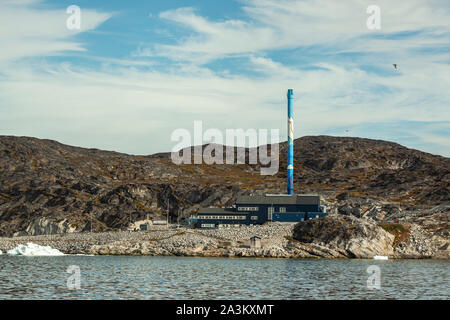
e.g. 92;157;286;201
0;256;448;300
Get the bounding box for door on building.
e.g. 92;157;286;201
268;206;274;221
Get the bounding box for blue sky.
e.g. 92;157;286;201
0;0;449;156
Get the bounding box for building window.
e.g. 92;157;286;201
251;216;258;220
268;207;274;221
199;215;247;220
279;207;286;213
238;206;258;211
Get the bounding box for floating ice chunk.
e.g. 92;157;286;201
373;255;388;260
0;249;2;255
7;242;65;256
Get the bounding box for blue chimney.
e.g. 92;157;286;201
287;89;294;195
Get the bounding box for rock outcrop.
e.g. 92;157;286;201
22;218;76;236
292;215;395;258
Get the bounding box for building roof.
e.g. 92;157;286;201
197;207;237;215
236;194;320;205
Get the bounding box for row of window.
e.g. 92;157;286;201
238;206;289;212
218;224;242;229
201;223;262;229
237;206;259;211
199;213;323;221
198;215;246;220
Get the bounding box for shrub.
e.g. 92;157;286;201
379;223;410;246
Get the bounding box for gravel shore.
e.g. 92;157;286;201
1;219;447;259
0;224;297;258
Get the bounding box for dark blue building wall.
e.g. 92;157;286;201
196;219;245;228
273;212;306;222
195;212;249;227
306;212;328;220
196;202;325;228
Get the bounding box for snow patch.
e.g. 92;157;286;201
6;242;65;256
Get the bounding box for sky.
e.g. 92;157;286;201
0;0;449;156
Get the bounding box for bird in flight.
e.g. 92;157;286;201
393;64;398;69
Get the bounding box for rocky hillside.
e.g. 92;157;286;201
0;135;448;237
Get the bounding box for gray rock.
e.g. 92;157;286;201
293;215;394;258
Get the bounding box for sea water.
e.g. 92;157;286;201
0;255;448;300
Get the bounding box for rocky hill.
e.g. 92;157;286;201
0;135;448;237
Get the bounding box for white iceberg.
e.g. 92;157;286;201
373;255;388;260
0;249;2;255
6;242;65;256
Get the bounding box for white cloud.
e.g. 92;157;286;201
0;0;449;157
145;0;450;63
0;0;111;65
1;54;448;155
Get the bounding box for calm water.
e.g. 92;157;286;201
0;256;448;300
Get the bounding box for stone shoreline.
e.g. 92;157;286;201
0;219;448;259
0;224;295;258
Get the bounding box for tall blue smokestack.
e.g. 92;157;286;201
287;89;294;195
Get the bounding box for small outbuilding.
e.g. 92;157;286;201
250;236;262;249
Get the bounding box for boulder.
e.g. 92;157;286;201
293;215;394;258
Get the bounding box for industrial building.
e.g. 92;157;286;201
195;194;327;229
192;89;328;229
